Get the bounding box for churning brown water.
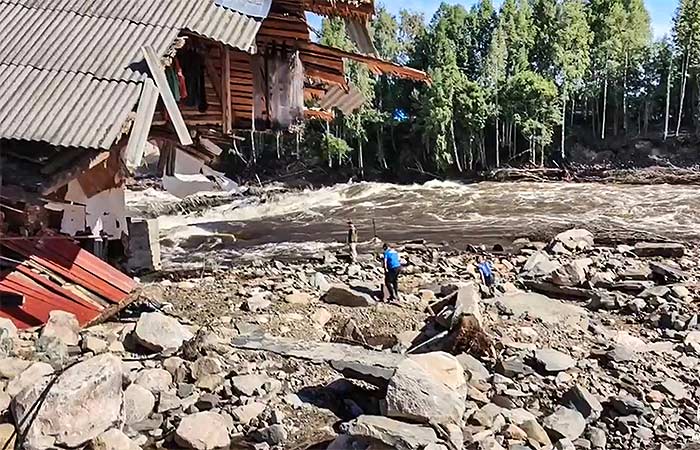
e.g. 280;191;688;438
147;181;700;269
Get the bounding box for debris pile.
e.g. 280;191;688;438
1;228;699;449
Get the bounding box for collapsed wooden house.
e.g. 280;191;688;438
0;0;427;244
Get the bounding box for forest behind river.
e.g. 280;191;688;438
230;0;700;180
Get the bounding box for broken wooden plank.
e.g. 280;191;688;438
124;78;159;170
222;45;233;134
142;45;193;146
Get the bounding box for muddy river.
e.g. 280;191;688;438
130;181;700;269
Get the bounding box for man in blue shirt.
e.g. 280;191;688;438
383;243;401;302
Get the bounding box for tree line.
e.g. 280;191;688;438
305;0;700;176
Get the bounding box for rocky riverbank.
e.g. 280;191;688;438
1;229;699;450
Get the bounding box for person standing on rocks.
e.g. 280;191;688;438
347;220;358;262
383;243;401;302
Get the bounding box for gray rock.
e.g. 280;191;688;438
523;252;561;278
453;282;483;327
553;229;594;252
493;293;588;329
134;312;194;352
12;354;122;449
0;424;15;450
175;412;231;450
340;415;440;450
253;425;288;446
562;385;603;421
35;335;70;369
134;368;172;393
555;438;576;450
655;379;689;400
91;428;140;450
588;427;607;449
0;389;10;414
41;310;80;346
195;393;219;410
552;259;590;287
471;403;503;428
534;349;576;373
231;402;266;425
231;374;275;397
0;357;31;379
384;352;466;426
123;384;156;425
230;335;405;387
82;335;108;354
496;357;534;378
6;361;53;397
457;353;490;381
309;272;331;293
191;356;223;380
322;285;375;307
0;318;18;340
650;261;688;282
243;294;271;312
158;391;182;413
634;242;685;258
639;286;670;299
608;396;647;416
542;407;586;441
520;420;552;446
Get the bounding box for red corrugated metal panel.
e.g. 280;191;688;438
0;236;137;329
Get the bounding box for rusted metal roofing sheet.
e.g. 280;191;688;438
0;64;142;149
319;83;366;115
0;236;137;329
0;0;263;149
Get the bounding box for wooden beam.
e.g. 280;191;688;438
142;45;193;146
204;58;223;104
41;151;109;195
222;45;233;134
123;79;159;170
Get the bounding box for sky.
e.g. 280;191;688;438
369;0;677;39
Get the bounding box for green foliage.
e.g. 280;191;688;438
292;0;693;176
321;133;353;165
503;71;561;149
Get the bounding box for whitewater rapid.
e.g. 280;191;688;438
131;181;700;269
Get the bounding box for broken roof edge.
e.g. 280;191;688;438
303;0;375;20
302;42;430;83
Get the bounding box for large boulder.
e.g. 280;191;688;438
552;259;591;287
41;310;80;346
494;293;588;329
453;282;483;327
542;407;586;441
553;229;594;252
123;384;156;425
533;348;576;373
134;312;194;352
5;362;54;397
175;412;231;450
384;352;466;426
340;415;441;450
12;354;123;449
322;285;375;307
522;252;561;278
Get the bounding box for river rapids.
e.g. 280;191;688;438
127;181;700;270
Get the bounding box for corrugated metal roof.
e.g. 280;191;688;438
0;235;138;329
214;0;272;19
319;83;366;115
0;0;263;149
0;64;142;149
